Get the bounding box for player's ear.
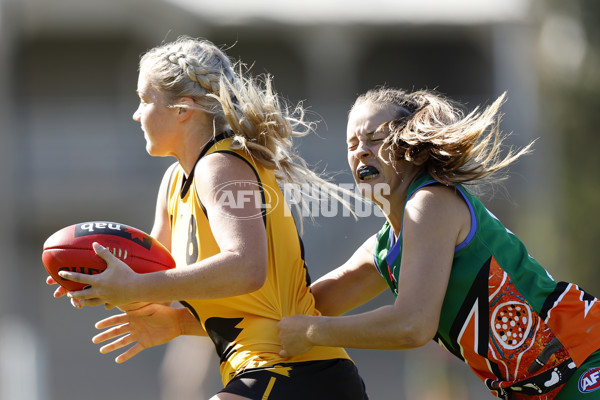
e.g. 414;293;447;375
175;97;194;121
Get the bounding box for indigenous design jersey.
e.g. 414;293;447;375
167;134;350;385
373;174;600;399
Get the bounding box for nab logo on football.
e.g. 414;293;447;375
74;222;152;250
579;367;600;393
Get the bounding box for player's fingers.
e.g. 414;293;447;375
68;290;104;307
70;297;104;308
58;270;96;286
93;324;130;344
95;314;129;330
115;343;145;364
92;242;117;264
53;286;68;298
46;276;58;285
279;349;290;358
99;333;134;354
67;284;99;301
70;298;83;309
76;297;106;307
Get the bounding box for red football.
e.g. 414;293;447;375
42;221;175;291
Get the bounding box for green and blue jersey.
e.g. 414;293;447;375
374;174;600;399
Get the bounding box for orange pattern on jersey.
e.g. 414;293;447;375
544;283;600;366
487;258;569;391
459;258;572;398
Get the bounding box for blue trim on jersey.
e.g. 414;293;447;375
410;180;438;195
405;178;478;253
375;177;478;284
386;230;400;268
454;186;477;253
373;231;383;276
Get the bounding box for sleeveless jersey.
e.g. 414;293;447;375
166;134;350;385
373;174;600;399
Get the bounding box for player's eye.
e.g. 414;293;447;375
137;94;150;105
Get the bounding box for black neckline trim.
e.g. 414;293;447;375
180;131;232;198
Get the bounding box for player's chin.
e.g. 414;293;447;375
146;142;164;157
145;142;158;156
145;143;169;158
143;134;158;154
355;180;379;199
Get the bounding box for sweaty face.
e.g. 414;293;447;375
132;69;179;157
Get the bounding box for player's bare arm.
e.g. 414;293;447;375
279;186;468;356
62;153;268;306
310;234;387;317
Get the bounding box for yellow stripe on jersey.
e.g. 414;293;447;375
167;136;350;385
262;377;277;400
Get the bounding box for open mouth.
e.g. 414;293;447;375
357;165;380;181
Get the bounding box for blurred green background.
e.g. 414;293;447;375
0;0;598;399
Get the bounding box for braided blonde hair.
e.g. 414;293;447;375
140;36;357;220
351;87;533;186
140;37;236;134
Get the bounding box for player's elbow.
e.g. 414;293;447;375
244;266;267;292
386;323;435;349
239;252;268;293
387;311;438;349
402;325;436;348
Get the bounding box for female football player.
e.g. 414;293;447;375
277;87;600;399
49;36;367;400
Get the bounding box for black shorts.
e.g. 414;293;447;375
219;359;369;400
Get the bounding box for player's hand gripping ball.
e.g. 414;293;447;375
42;221;175;291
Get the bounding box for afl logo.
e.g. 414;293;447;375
213;180;279;220
579;367;600;393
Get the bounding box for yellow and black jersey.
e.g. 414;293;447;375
166;133;350;385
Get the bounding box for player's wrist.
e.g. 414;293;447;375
305;315;321;345
176;307;202;336
129;271;148;305
175;308;188;336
